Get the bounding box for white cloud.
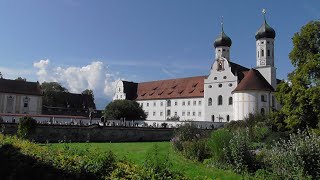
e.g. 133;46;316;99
33;59;118;99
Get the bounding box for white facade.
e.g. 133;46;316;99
204;57;237;122
137;97;204;121
233;91;276;121
113;81;126;100
0;93;42;114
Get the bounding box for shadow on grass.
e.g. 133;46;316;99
0;144;98;180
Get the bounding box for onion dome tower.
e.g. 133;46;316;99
255;9;277;89
256;9;276;67
214;18;232;61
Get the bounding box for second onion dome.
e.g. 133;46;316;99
214;25;232;48
255;14;276;40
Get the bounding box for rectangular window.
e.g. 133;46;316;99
198;100;202;106
167;110;171;116
160;102;163;106
182;111;185;116
160;111;163;116
147;103;149;107
153;102;156;106
198;112;201;117
187;111;190;116
182;101;185;106
175;101;178;106
153;112;156;116
174;112;177;116
193;101;196;106
193;112;196;116
24;103;28;108
188;101;190;106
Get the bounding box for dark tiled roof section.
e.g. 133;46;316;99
135;76;206;100
232;69;274;92
122;81;138;100
0;79;42;96
229;62;250;79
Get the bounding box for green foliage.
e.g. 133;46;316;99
265;130;320;179
41;81;68;92
228;129;253;173
144;144;187;179
276;20;320;131
172;123;210;162
207;129;232;168
104;100;146;120
17;116;37;139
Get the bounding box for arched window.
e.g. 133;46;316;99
218;95;223;105
261;108;265;115
167;100;171;107
211;115;215;122
261;49;264;57
208;98;212;106
267;49;270;56
228;97;233;105
258;51;259;58
226;115;230;122
167;109;171;116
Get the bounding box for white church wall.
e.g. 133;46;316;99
204;59;237;122
233;91;273;121
113;81;126;100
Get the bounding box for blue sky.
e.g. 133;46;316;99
0;0;319;108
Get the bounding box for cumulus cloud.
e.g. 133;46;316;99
33;59;119;99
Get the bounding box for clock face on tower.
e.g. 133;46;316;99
260;60;266;65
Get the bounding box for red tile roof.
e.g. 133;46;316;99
129;76;206;100
0;79;42;96
232;69;274;92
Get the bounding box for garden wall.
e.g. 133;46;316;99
0;123;181;143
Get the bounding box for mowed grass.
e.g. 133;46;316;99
47;142;241;179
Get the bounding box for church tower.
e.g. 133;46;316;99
214;20;232;61
255;10;277;88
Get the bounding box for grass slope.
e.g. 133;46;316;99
48;142;241;179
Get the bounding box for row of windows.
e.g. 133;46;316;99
146;110;202;117
213;76;228;80
208;96;232;106
208;83;233;88
141;100;202;107
258;49;273;58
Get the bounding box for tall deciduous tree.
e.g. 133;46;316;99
41;82;68;92
104;100;146;120
275;21;320;131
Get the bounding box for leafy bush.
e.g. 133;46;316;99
17;116;37;139
228;129;254;173
266;130;320;179
207;129;232;168
171;123;210;162
144;144;186;179
182;139;211;162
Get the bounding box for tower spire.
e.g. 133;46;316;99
221;16;224;33
262;9;266;23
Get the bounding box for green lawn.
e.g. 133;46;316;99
47;142;241;179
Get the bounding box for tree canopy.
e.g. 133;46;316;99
104;100;146;120
275;20;320;131
15;77;26;81
41;82;68;92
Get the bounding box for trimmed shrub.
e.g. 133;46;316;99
17;116;37;139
